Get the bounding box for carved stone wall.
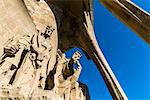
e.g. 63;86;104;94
0;0;89;100
0;50;88;100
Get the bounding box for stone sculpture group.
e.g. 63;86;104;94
1;0;148;99
0;0;89;99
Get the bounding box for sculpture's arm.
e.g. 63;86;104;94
67;60;82;83
1;33;32;61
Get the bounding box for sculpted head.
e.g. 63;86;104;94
72;51;82;61
41;26;55;39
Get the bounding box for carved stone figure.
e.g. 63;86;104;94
0;0;88;99
0;24;55;96
23;0;58;80
53;51;85;100
12;26;54;97
0;0;146;99
0;33;32;86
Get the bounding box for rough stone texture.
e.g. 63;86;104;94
0;0;37;57
0;85;63;100
0;48;87;100
0;0;146;99
0;0;88;100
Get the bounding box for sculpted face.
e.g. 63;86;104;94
72;51;82;61
42;26;55;39
39;26;55;49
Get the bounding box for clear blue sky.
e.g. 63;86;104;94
65;0;150;99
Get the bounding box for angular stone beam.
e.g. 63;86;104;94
59;12;128;100
99;0;150;44
79;14;127;99
45;1;127;99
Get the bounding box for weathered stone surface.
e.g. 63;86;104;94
1;0;146;99
52;50;86;100
0;85;63;100
0;49;87;100
0;0;88;99
0;0;37;57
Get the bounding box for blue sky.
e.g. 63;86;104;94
65;0;150;99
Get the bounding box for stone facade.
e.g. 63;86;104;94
0;0;88;99
0;0;144;99
0;47;87;100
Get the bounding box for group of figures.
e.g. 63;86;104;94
0;0;89;100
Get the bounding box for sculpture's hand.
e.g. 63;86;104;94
67;60;82;83
18;37;31;50
4;43;19;57
76;60;82;69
